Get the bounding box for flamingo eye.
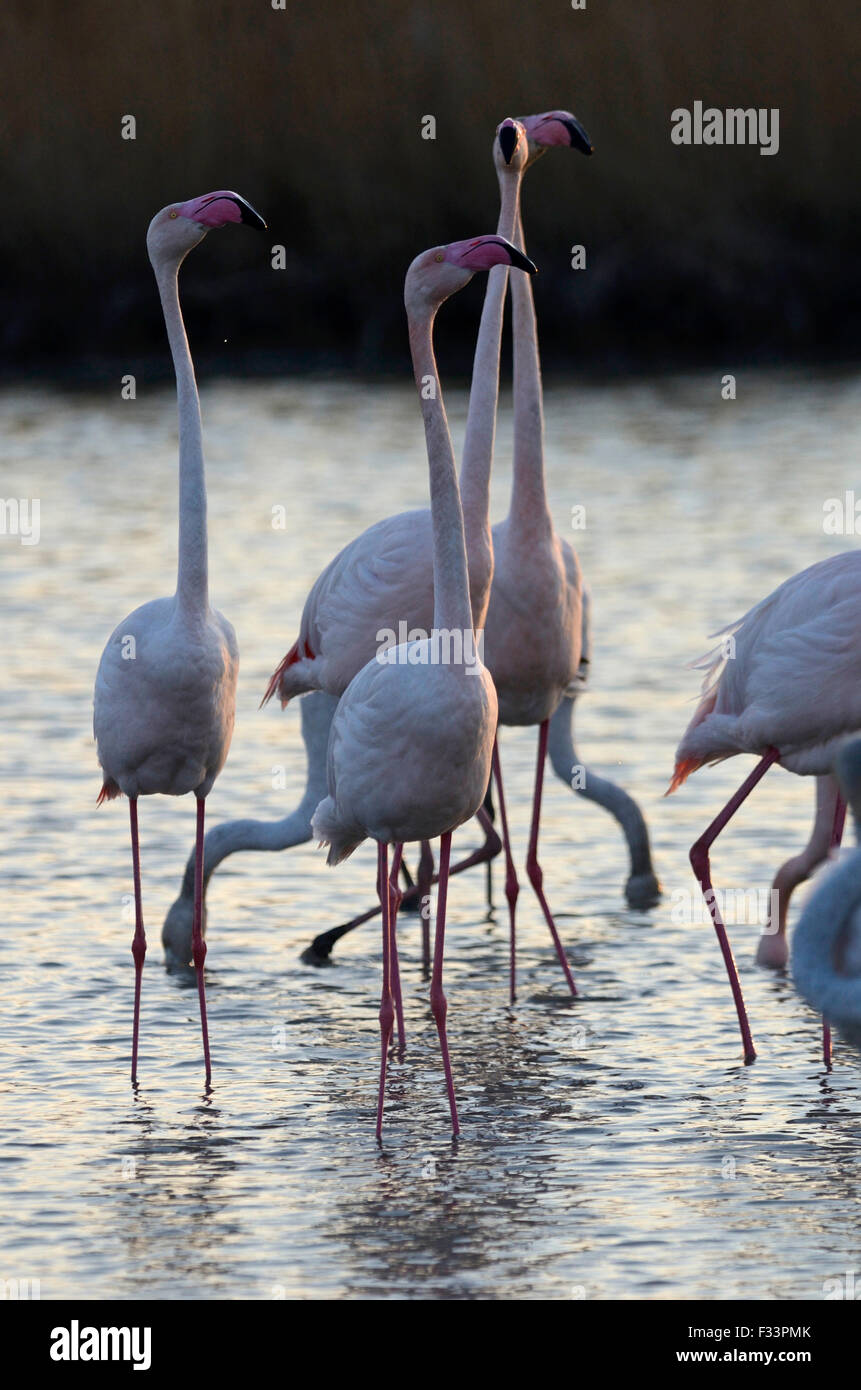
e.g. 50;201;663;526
169;210;178;219
434;253;443;262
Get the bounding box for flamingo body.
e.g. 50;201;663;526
95;598;238;800
672;551;861;784
265;508;489;706
484;523;582;725
314;647;497;863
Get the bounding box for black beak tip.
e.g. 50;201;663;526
511;247;538;275
232;197;267;231
564;118;594;156
498;123;518;165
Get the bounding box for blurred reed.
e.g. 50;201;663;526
1;0;859;376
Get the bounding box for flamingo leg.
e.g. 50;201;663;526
481;780;498;911
305;810;502;964
376;841;393;1140
191;797;212;1084
492;740;519;1003
432;785;501;909
129;797;146;1083
822;794;847;1069
417;839;434;971
689;747;780;1064
525;720;578;997
430;832;460;1136
388;843;405;1052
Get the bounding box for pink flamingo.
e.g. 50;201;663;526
793;740;861;1052
94;190;266;1083
478;110;594;1002
312;234;536;1137
668;550;861;1064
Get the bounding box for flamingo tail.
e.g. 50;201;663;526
665;757;704;796
97;779;122;805
260;637;313;709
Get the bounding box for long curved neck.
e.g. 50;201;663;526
508;203;553;539
458;168;522;538
408;307;473;634
193;808;317;892
179;690;335;897
154;258;209;620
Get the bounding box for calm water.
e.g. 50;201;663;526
2;370;861;1300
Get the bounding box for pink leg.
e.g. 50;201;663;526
376;841;394;1140
441;800;502;900
690;748;780;1065
823;794;847;1069
129;797;146;1083
430;832;460;1136
492;741;519;1003
388;843;405;1052
525;720;578;997
191;797;212;1084
417;839;434;972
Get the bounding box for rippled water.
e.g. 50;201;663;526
3;370;861;1300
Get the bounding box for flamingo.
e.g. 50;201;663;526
793;738;861;1052
312;233;536;1138
94;190;266;1083
667;549;861;1064
475;109;595;1003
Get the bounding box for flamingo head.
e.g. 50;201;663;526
405;235;536;312
517;110;593;167
147;190;267;266
494;117;528;173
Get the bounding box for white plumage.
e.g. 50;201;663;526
672;551;861;785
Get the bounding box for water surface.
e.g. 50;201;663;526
2;370;861;1299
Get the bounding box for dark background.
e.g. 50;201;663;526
3;1;859;381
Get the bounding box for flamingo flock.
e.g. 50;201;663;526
95;111;861;1138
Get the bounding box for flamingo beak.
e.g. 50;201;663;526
230;196;268;230
562;117;593;156
508;245;538;274
498;122;519;165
